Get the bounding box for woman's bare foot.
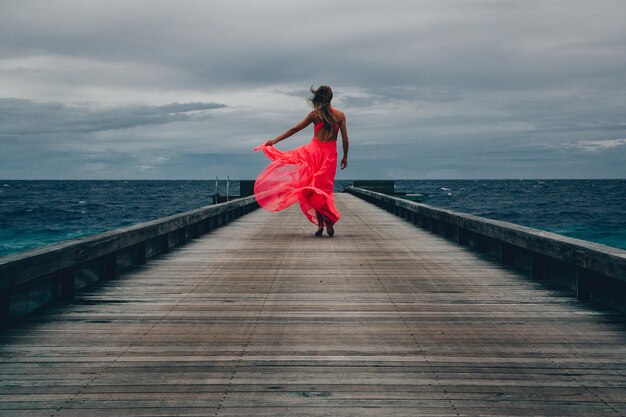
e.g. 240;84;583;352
324;217;335;237
315;211;326;237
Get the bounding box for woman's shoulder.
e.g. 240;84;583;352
333;108;345;124
331;107;345;118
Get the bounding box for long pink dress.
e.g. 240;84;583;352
253;119;341;226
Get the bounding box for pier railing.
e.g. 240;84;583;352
0;196;259;328
346;186;626;311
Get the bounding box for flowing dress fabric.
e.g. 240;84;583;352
254;138;340;225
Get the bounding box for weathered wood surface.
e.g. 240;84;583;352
0;196;258;328
1;193;625;416
347;186;626;312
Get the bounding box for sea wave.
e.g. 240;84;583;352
1;179;625;257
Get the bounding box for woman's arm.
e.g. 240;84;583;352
340;115;349;170
265;112;315;146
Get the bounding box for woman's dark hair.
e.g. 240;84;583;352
308;85;339;131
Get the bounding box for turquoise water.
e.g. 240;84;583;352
1;179;624;257
390;179;626;251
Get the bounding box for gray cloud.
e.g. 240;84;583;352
0;99;225;135
1;0;626;179
4;1;625;92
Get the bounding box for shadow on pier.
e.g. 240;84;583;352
1;190;626;416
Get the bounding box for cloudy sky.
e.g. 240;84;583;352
2;0;626;179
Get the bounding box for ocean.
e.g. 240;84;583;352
0;179;624;258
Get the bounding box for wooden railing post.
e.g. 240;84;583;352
0;289;9;330
577;267;593;301
531;253;547;279
103;253;117;280
58;266;76;302
458;226;468;245
135;242;146;265
160;234;170;254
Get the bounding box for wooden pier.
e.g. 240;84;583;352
1;193;626;416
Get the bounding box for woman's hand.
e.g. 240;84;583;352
341;157;348;170
265;139;277;146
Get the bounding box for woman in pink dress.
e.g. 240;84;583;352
254;85;349;237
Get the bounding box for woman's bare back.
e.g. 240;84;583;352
311;108;345;142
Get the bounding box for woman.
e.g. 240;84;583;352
254;85;349;237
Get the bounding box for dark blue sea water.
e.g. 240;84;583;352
0;180;222;257
1;179;624;258
392;179;626;251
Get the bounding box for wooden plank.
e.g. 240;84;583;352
1;194;625;416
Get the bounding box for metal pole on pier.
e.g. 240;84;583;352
214;176;219;204
226;176;230;202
